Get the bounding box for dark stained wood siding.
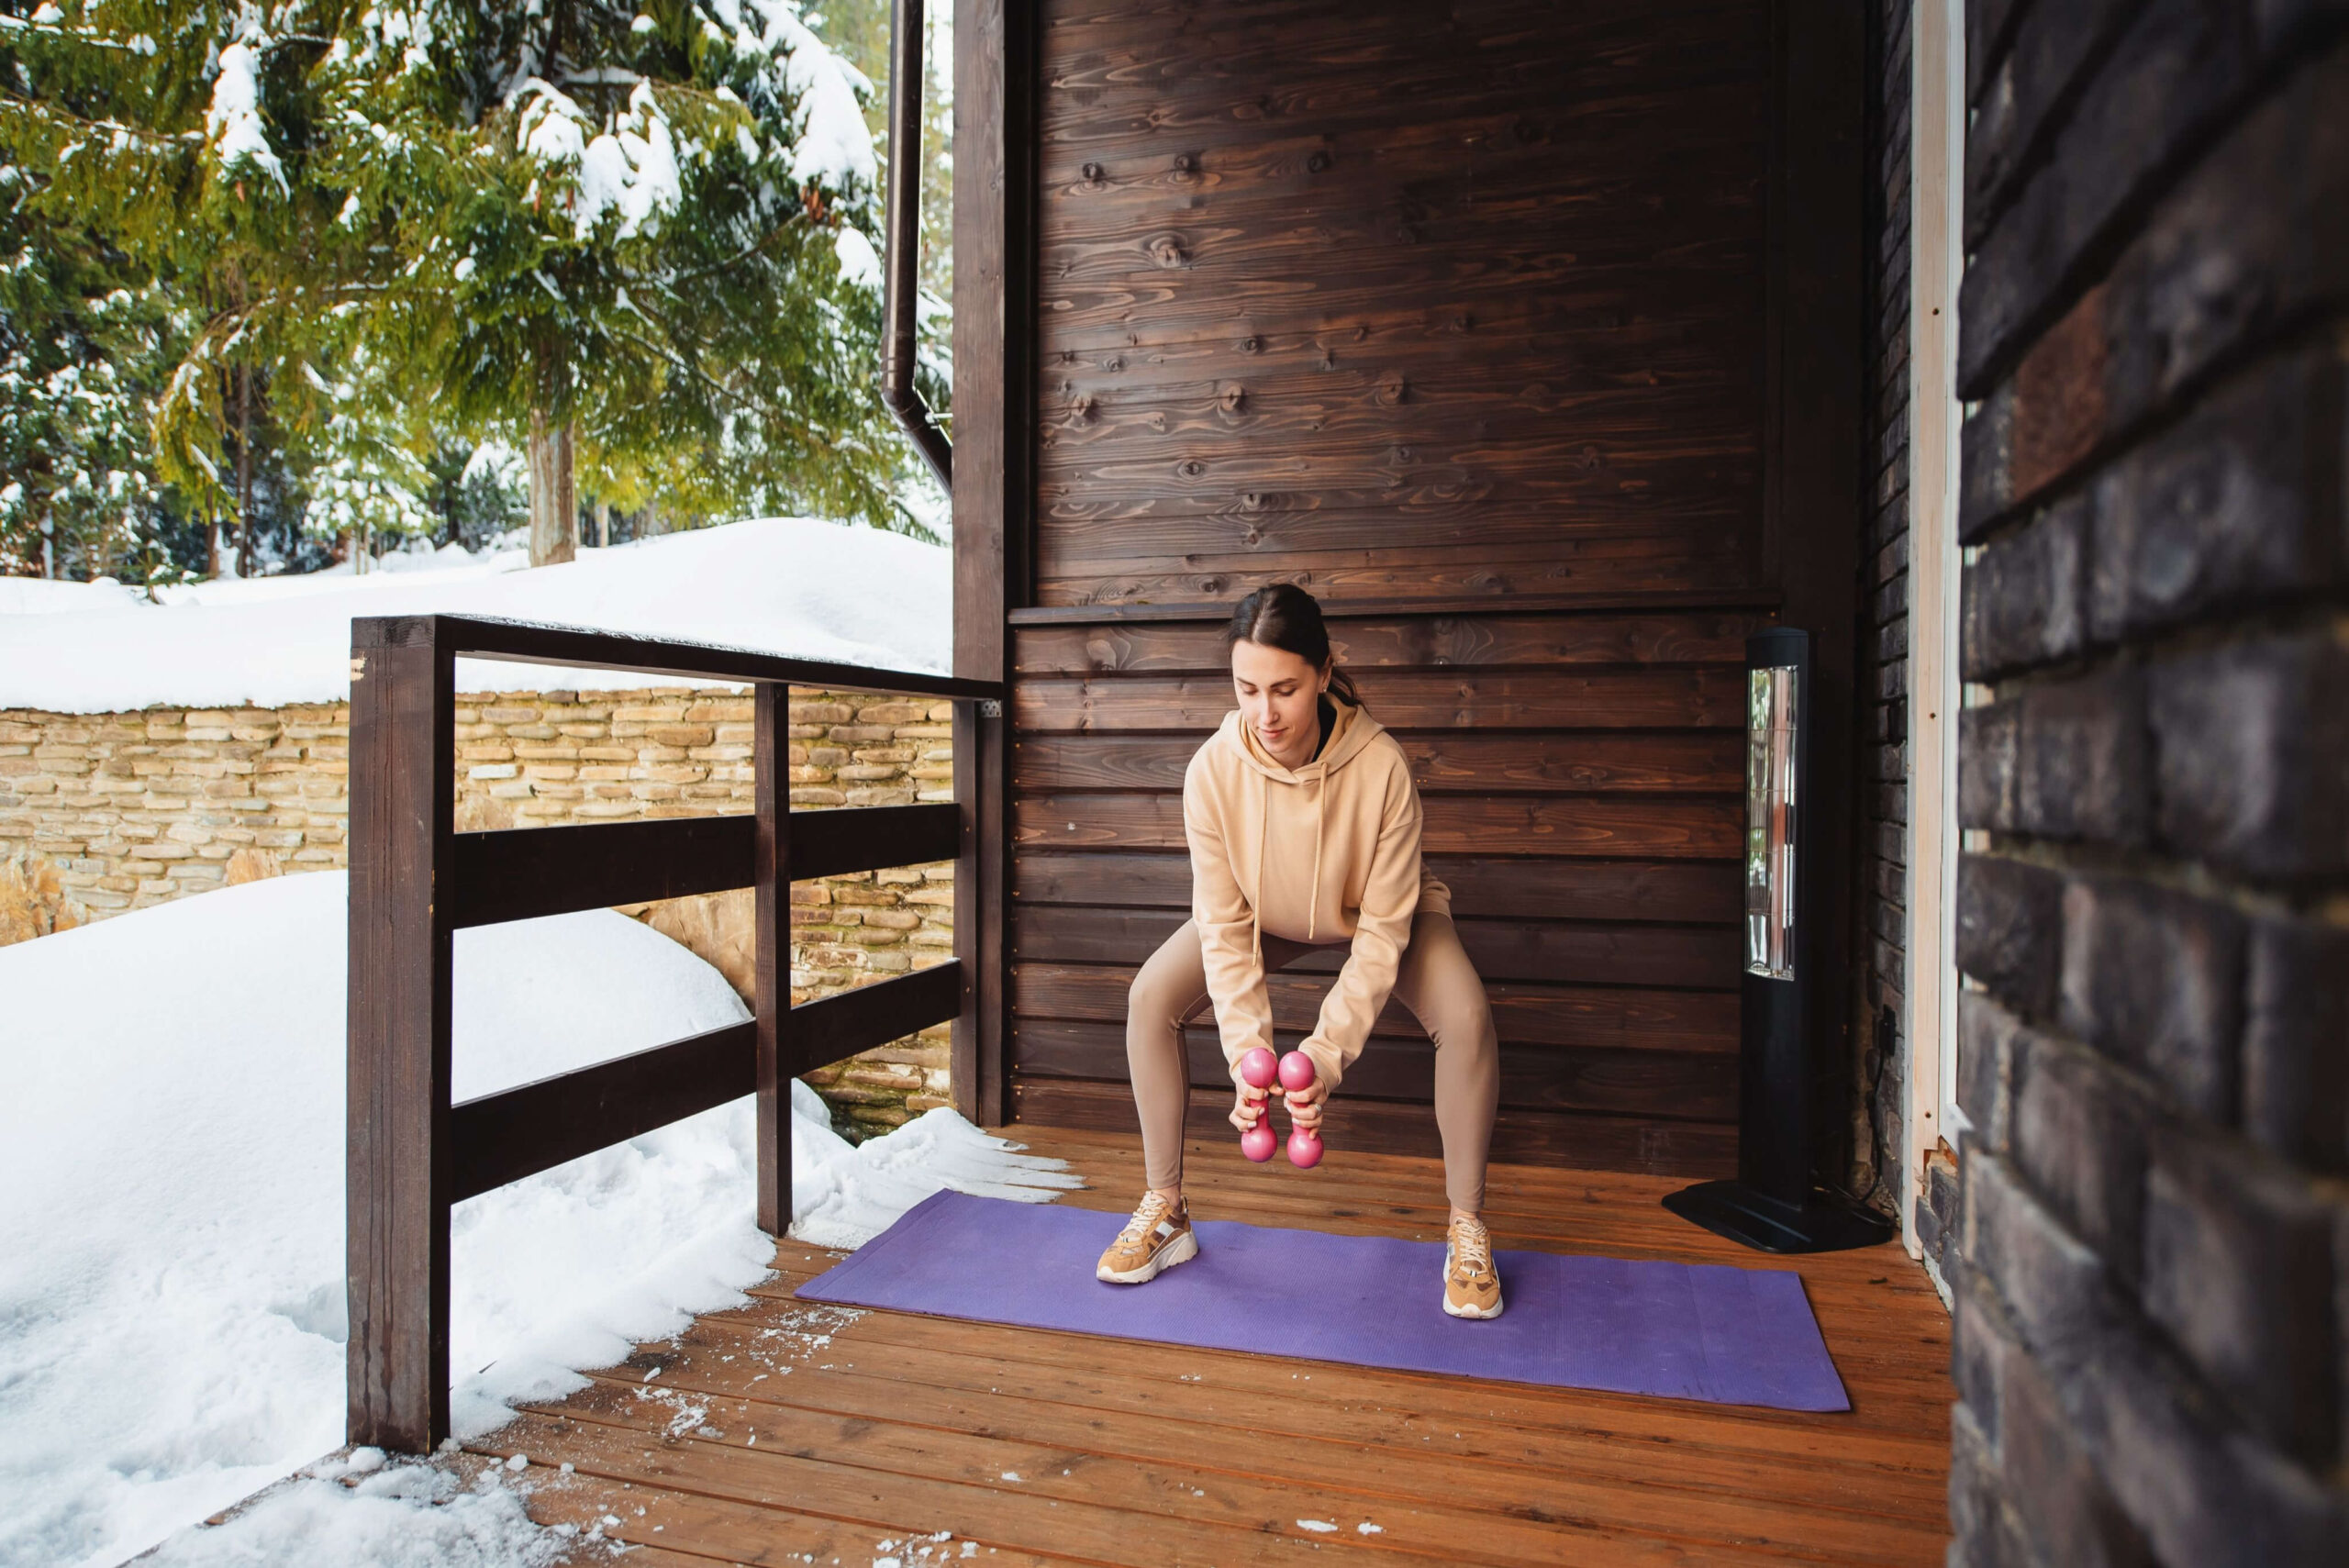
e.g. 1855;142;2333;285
1003;0;1798;1176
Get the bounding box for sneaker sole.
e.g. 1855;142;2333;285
1442;1292;1506;1320
1097;1228;1198;1284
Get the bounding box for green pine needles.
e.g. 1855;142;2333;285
0;0;943;579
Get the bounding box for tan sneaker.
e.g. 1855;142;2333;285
1096;1192;1198;1284
1442;1215;1504;1319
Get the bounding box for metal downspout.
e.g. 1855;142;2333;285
881;0;952;491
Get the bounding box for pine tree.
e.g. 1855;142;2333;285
0;161;174;581
3;0;931;579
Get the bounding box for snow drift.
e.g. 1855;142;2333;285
0;873;1074;1568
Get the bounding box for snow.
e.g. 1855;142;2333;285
835;222;883;289
0;517;952;714
0;871;1074;1568
0;576;138;615
137;1452;566;1568
206;43;286;195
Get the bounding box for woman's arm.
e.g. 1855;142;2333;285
1185;762;1276;1081
1294;757;1423;1095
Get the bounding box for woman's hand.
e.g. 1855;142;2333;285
1282;1072;1327;1133
1228;1079;1271;1135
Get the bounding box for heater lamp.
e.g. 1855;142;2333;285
1661;628;1895;1254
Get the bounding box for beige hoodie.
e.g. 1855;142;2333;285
1183;692;1451;1091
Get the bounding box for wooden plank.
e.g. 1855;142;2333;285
449;806;961;928
797;962;968;1073
1011;669;1747;731
753;684;791;1236
656;1288;1951;1493
1038;311;1753;406
346;617;454;1452
1010;905;1738;989
1010;851;1745;923
1011;729;1745;797
1010;1075;1737;1175
1013;792;1742;857
791;802;962;880
981;707;1013;1124
952;0;1034;683
1011;962;1742;1053
449;1023;756;1203
952;702;985;1124
451;817;751;928
1008;1018;1738;1118
1011;611;1763;674
1037;504;1752;567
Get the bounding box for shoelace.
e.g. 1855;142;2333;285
1450;1219;1493;1278
1118;1194;1174;1244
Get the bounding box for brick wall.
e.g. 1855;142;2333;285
1945;3;2347;1562
0;688;959;1135
1854;0;1917;1219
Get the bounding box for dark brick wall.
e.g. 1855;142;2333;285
1854;0;1915;1216
1946;2;2349;1562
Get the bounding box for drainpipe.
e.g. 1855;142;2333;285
881;0;951;492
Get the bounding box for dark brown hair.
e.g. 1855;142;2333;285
1226;584;1365;709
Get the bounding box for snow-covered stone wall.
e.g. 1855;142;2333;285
0;687;958;1134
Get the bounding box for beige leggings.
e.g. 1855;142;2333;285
1125;910;1500;1212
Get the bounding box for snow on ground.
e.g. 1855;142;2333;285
0;517;952;714
0;872;1074;1568
0;577;139;616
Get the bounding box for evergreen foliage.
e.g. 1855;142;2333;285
0;0;942;579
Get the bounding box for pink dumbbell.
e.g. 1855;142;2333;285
1277;1051;1324;1169
1237;1047;1279;1162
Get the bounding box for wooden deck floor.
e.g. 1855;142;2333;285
483;1125;1954;1567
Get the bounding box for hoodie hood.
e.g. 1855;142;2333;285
1209;693;1388;950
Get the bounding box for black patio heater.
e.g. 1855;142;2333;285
1663;628;1895;1253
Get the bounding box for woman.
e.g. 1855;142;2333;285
1094;584;1505;1319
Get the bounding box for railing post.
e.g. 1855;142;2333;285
952;696;1010;1127
753;682;794;1234
347;616;455;1451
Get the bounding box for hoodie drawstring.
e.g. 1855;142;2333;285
1252;770;1267;967
1306;773;1326;940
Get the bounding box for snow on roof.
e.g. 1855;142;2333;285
0;517;952;714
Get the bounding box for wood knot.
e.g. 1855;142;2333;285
1306;150;1331;172
1172;151;1197;174
1238;335;1262;354
1067;394;1096;425
1082;161;1106;184
1239;492;1265;512
1146;233;1189;268
1514;118;1542;144
1218;384;1246;413
1177;459;1207;480
1374;372;1407;406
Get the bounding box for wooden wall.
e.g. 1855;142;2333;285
980;0;1858;1176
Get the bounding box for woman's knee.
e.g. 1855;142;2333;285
1128;927;1207;1033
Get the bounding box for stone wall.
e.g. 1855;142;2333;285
1945;5;2346;1563
0;687;958;1136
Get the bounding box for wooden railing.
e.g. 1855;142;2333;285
345;613;1003;1451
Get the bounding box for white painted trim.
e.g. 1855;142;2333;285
1901;0;1966;1258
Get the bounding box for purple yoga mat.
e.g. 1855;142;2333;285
796;1191;1850;1412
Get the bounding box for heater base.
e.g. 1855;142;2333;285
1662;1180;1898;1254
